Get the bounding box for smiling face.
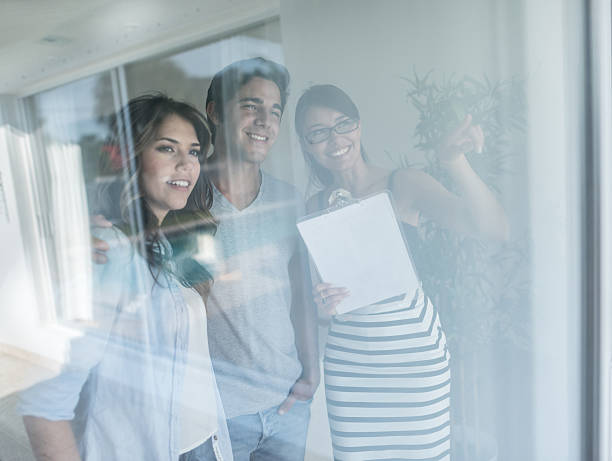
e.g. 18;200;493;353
140;114;202;223
300;105;362;173
213;76;282;165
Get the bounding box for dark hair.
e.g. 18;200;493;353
294;84;366;188
205;57;290;141
99;93;216;287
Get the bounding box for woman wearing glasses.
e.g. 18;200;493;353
294;84;508;460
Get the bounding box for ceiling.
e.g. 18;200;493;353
0;0;279;96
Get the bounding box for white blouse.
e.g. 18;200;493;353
179;286;219;454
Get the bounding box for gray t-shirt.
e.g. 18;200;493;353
205;171;304;418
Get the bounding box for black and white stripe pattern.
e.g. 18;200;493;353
324;288;451;460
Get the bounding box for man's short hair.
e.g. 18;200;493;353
206;57;290;122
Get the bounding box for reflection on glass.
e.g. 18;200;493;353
46;142;92;322
0;4;591;461
19;94;230;460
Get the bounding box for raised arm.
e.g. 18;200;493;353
394;115;509;241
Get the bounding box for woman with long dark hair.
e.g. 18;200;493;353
19;94;232;461
295;84;508;460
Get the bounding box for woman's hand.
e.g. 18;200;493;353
437;114;484;164
400;113;509;241
313;282;350;316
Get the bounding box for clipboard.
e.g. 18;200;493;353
297;191;419;314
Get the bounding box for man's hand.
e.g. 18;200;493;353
91;215;112;264
277;373;320;415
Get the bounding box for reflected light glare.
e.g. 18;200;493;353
106;2;165;31
194;232;217;265
47;142;93;323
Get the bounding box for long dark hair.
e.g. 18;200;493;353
98;93;216;287
295;84;367;188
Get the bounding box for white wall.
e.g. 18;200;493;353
0;125;40;352
0;101;69;366
280;0;524;193
279;1;527;459
524;0;584;459
278;1;584;460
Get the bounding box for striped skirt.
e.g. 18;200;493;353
324;288;451;460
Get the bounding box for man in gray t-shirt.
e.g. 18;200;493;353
183;58;319;461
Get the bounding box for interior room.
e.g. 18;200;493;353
1;1;610;460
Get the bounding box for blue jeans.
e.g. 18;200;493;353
181;400;311;461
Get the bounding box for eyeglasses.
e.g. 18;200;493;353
303;118;359;144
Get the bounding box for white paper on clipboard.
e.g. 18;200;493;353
297;192;419;314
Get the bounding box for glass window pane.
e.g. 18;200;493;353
1;3;602;461
23;73;115;323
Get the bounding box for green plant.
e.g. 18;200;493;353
387;71;532;460
395;70;530;351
